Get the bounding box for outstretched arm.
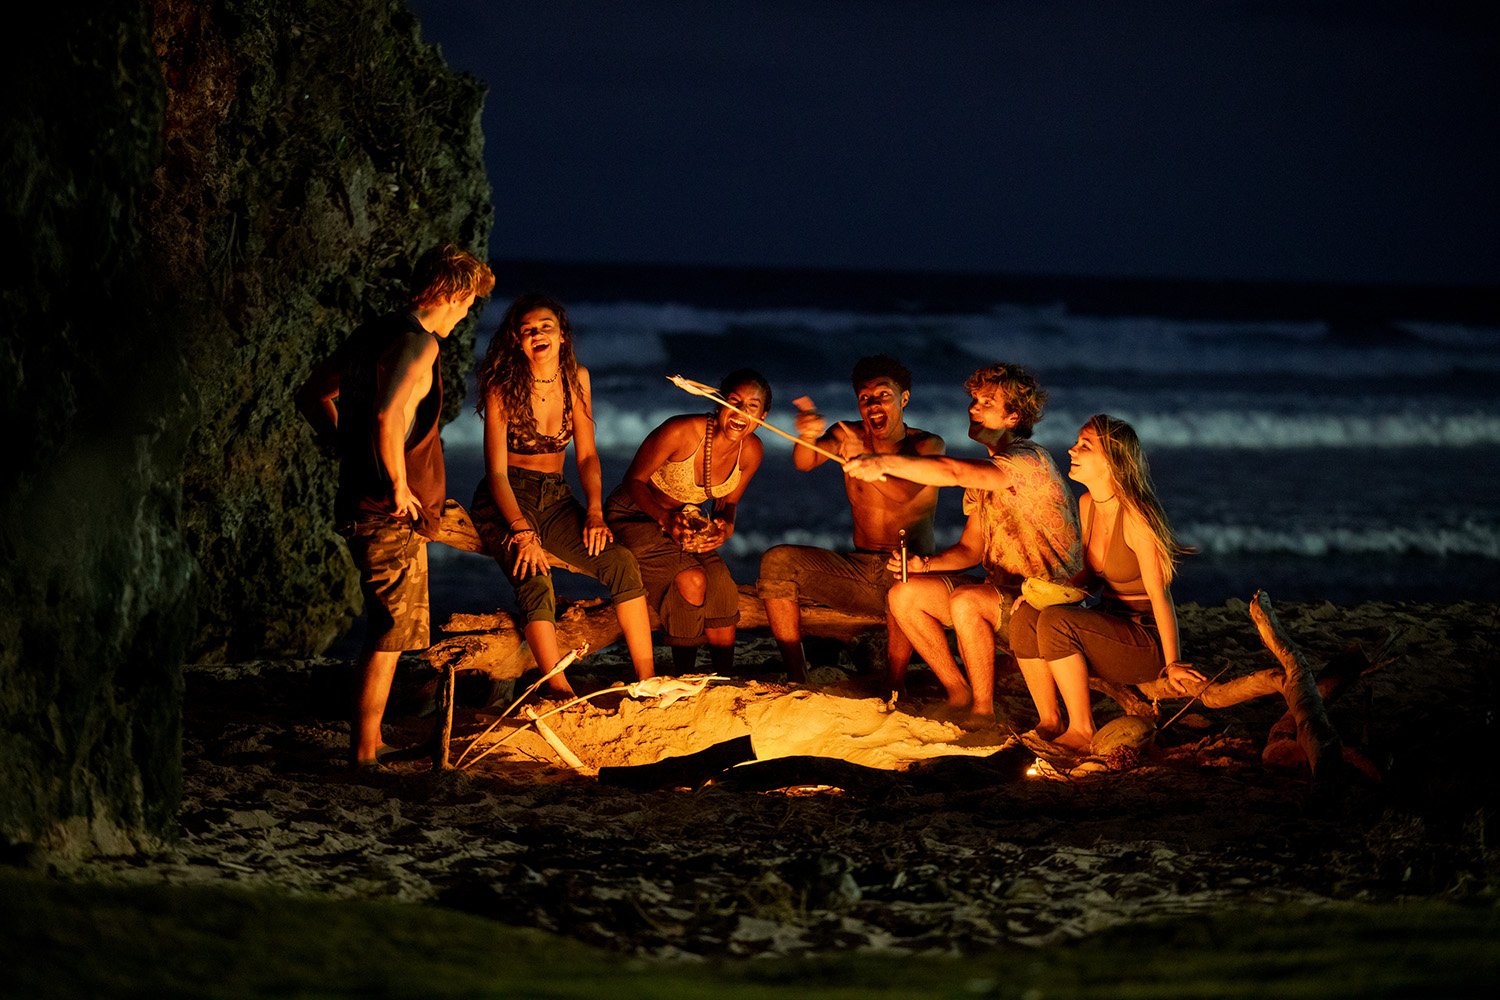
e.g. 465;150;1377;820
845;450;1009;491
852;431;946;505
791;397;833;472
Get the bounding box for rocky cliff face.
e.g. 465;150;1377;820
1;0;491;855
154;0;491;661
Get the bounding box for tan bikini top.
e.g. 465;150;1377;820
649;415;743;505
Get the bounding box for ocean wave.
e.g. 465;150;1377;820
440;404;1500;454
1181;522;1500;560
654;522;1500;567
538;301;1500;379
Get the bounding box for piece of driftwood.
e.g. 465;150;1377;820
700;743;1035;796
1260;639;1391;774
1248;590;1346;787
431;663;455;771
429;594;884;681
524;706;594;775
596;739;1031;795
428;498;887;679
902;744;1034;791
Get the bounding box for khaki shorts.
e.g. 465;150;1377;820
340;517;430;651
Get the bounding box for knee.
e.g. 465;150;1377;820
949;587;994;630
674;567;707;606
759;545;796;580
1008;603;1041;658
596;545;644;594
1035;606;1080;660
757;546;798;599
886;580;918;617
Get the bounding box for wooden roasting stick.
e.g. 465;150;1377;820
668;375;847;466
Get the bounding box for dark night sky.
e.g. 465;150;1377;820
406;1;1497;285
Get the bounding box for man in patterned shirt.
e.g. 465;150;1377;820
844;362;1080;728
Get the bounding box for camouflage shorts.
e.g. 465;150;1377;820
340;518;430;651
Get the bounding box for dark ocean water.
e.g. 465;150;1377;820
420;264;1500;629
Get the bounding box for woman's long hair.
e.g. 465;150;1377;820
474;293;586;438
1087;413;1193;583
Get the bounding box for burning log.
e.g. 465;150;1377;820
597;736;756;790
665;742;1032;796
706;755;902;796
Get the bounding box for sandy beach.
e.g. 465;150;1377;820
54;598;1497;960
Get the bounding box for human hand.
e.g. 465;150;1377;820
582;510;612;556
829;421;864;460
887;552;929;575
1161;661;1207;696
843;454;886;482
509;529;551;579
683;517;728;553
667;507;710;548
792;397;826;441
391;484;424;523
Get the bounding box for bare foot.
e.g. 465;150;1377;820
959;710;998;732
545;677;577;699
1023;723;1063;742
349;743;400;768
1053;729;1093;753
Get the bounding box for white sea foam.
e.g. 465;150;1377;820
1181;521;1500;559
441;299;1500;605
546;301;1500;378
441;402;1500;455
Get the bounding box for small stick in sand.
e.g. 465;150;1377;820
452;644;588;769
523;706;594;775
668;374;847;465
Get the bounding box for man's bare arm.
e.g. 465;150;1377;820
294;357;341;446
851;431;946;503
845;451;1009;491
375;332;439;521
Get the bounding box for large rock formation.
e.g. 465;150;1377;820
154;0;492;660
1;0;491;856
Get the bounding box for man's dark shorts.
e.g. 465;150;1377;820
340;517;430;652
757;545;895;618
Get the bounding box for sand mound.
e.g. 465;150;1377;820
532;679;1003;771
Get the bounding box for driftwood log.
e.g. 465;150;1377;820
425;499;887;680
596;738;1035;796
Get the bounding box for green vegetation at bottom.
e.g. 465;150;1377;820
2;869;1495;999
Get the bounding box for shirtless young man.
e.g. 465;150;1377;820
757;355;944;684
296;244;494;767
844;362;1080;728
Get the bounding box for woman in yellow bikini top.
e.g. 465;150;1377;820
605;369;771;674
648;422;745;508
